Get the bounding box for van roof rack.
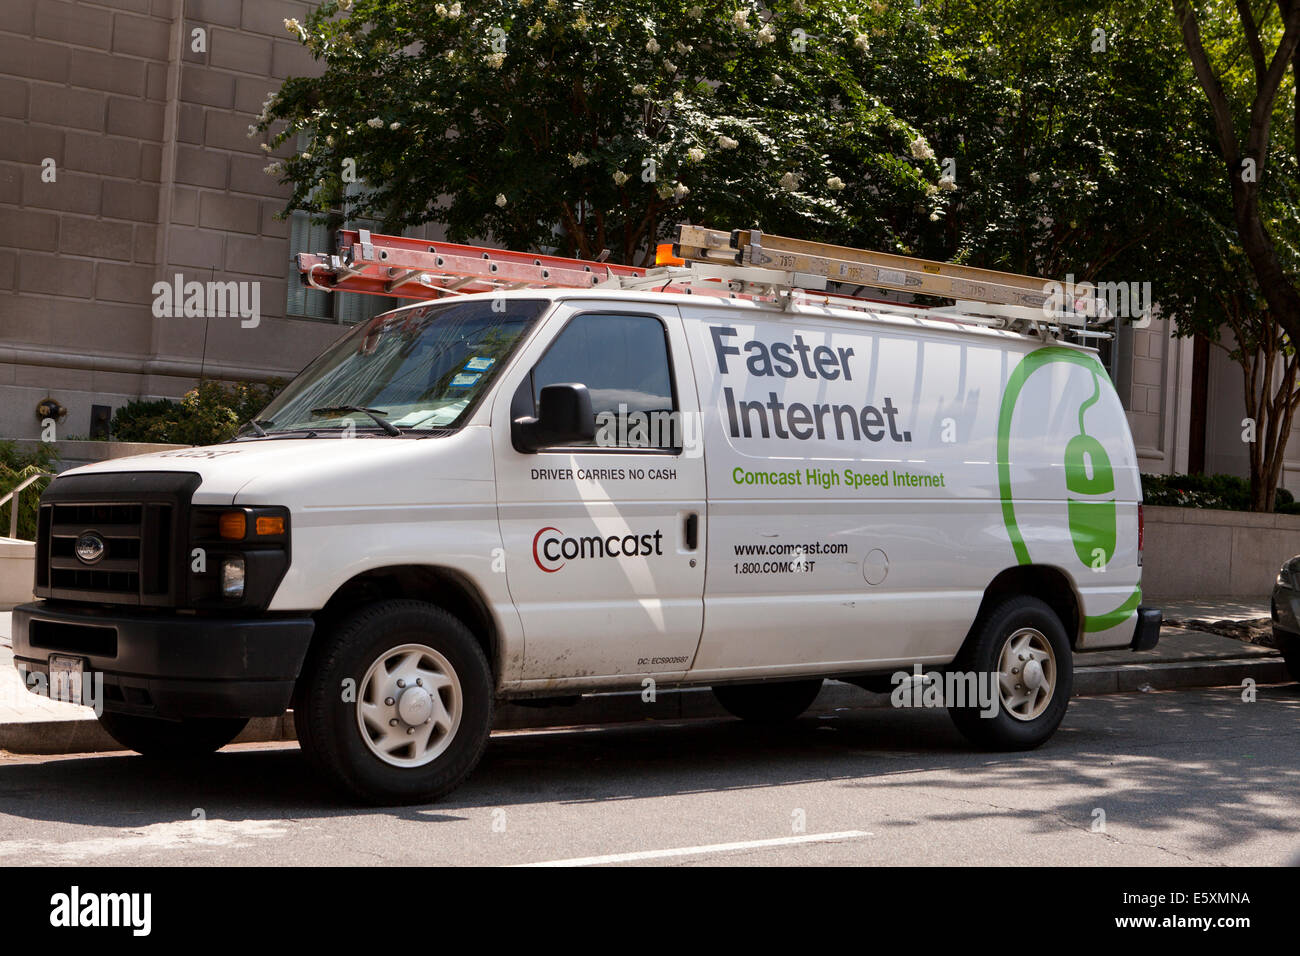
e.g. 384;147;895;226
297;225;1111;341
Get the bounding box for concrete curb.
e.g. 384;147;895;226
0;656;1290;756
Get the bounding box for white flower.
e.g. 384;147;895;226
646;38;661;53
672;90;684;102
495;193;507;207
284;18;305;40
389;121;401;130
568;152;589;167
325;135;334;146
435;3;447;14
673;181;689;201
909;135;934;160
791;0;805;12
688;5;704;18
448;2;462;17
247;124;258;138
827;176;845;191
925;183;939;197
260;142;272;153
687;146;705;162
732;9;750;30
338;0;353;10
657;182;674;199
780;171;800;190
632;83;648;95
486;51;506;68
938;174;957;192
264;162;283;175
367;117;384;128
300;151;312;160
929;212;941;221
528;19;544;38
1028;172;1041;184
756;25;775;45
663;60;677;73
847;14;860;27
870;0;886;13
614;170;630;186
674;40;692;54
854;33;870;51
717;134;739;149
772;73;784;86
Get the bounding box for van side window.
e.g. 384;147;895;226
531;313;678;450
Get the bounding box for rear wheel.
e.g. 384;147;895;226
294;599;493;805
947;596;1072;750
712;679;823;723
97;712;248;758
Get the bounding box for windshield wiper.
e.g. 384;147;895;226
310;405;403;436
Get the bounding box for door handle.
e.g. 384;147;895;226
684;512;699;551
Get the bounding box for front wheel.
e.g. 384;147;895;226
294;600;493;805
97;712;248;757
1279;631;1300;683
947;596;1073;750
712;679;823;723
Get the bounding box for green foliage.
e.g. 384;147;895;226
1142;472;1295;511
259;0;946;263
0;441;57;540
110;381;285;446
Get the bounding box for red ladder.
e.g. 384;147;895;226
297;229;653;301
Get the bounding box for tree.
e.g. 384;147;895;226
1169;0;1300;509
259;0;948;265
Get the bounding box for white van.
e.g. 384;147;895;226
12;236;1161;804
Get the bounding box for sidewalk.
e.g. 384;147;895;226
0;599;1290;755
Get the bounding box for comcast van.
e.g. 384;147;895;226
12;228;1161;804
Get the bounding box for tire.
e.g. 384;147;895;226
947;596;1073;750
97;712;248;758
294;599;493;805
712;679;823;723
1279;632;1300;684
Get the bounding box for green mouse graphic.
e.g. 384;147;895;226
1064;370;1116;569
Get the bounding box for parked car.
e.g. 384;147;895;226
10;233;1162;804
1270;556;1300;682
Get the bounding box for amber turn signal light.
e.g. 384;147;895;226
655;243;685;267
218;512;246;540
255;516;285;536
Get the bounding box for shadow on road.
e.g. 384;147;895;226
0;685;1295;852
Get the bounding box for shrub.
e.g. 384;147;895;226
0;440;58;540
1141;472;1294;513
111;380;284;446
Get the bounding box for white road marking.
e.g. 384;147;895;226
514;830;873;867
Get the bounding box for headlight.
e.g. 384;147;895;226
221;557;246;599
1277;557;1300;590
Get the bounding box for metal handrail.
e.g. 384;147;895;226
0;471;54;540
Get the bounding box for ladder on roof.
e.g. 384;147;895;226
297;225;1110;340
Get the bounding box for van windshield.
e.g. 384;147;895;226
255;298;548;435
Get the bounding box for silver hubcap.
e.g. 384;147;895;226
996;627;1056;721
356;643;461;767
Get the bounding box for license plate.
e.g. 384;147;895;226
48;655;85;704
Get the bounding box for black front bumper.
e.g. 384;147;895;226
1130;606;1162;651
12;601;314;719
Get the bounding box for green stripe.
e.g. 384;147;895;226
1083;586;1142;633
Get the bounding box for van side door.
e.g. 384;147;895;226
490;301;706;688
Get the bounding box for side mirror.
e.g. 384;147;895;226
512;383;596;452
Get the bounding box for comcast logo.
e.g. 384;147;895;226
532;527;665;572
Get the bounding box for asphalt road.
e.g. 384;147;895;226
0;685;1296;867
